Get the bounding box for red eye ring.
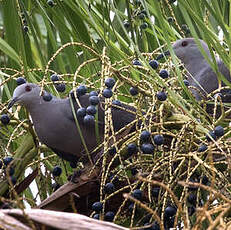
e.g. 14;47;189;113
25;85;32;92
181;41;188;47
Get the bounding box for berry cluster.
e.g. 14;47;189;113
21;12;29;33
131;59;168;101
139;131;164;155
51;74;66;93
103;78;115;98
0;156;16;185
91;201;115;222
75;78;116;126
123;5;149;31
206;125;224;142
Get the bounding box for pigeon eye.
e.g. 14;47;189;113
181;41;188;47
25;85;32;92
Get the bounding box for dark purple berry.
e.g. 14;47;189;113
206;131;217;142
77;107;86;118
47;0;54;7
145;222;160;230
23;26;28;32
70;161;77;168
10;176;17;185
138;12;145;20
55;83;66;92
112;100;121;107
132;189;142;200
187;193;197;205
134;0;141;5
198;144;207;152
16;77;26;85
83;114;95;126
181;24;188;31
50;74;59;82
8;167;15;176
156;91;167;101
183;79;190;86
105;78;116;89
153;134;164;145
164;206;177;217
167;17;174;23
127;143;138;155
140;22;148;30
129;87;138;96
86;105;97;115
109;174;119;184
1;114;10;125
141;143;154;154
159;69;169;79
77;85;87;96
108;146;116;155
52;183;61;191
43;93;52;102
103;88;113;98
52;166;62;177
104;182;115;194
149;60;159;69
104;211;114;222
151;187;160;198
164;216;175;229
140;130;151;142
22;19;27;25
131;168;138;175
152;222;160;230
128;203;134;212
89;91;98;97
214;125;224;137
93;214;100;219
123;20;130;28
92;201;103;213
132;59;142;66
89;96;100;105
3;157;13;166
202;175;209;185
188;206;196;216
140;9;147;15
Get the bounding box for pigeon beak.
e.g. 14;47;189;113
156;50;170;60
8;97;19;109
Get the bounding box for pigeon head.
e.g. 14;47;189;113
8;83;42;109
171;38;211;64
156;38;211;65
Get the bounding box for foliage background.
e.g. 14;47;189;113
0;0;230;229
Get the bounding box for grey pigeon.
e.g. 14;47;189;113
8;83;136;164
157;38;231;100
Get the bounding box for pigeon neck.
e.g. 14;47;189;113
21;96;41;110
25;96;59;118
185;56;210;77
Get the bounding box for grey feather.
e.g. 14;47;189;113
9;83;136;163
159;38;231;100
